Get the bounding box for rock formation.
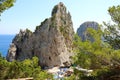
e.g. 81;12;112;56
7;2;74;68
7;43;17;62
77;21;99;41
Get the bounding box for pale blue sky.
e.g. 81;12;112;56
0;0;119;34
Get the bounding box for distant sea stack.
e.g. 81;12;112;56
77;21;99;41
7;2;74;68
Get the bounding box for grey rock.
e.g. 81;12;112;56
7;2;74;68
77;21;99;41
6;43;17;62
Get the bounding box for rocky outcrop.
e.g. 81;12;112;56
77;21;99;41
6;43;17;62
7;2;74;68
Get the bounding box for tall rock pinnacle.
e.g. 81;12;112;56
7;2;74;68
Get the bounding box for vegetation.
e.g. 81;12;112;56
1;1;120;80
50;14;57;28
52;5;58;16
103;5;120;49
0;55;53;80
72;28;120;79
26;28;32;34
35;19;49;32
0;0;15;15
74;28;109;68
69;4;120;80
73;28;120;80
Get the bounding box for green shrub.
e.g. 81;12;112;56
0;56;53;79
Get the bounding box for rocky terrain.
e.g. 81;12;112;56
7;2;74;68
77;21;99;41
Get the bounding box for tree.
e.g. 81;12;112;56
73;27;120;79
73;28;112;69
0;0;16;15
103;5;120;49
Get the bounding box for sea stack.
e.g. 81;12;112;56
7;2;74;68
77;21;99;41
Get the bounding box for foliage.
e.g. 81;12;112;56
26;28;32;33
72;4;120;79
73;28;112;69
65;74;76;80
0;56;53;79
52;5;58;16
35;18;48;31
0;53;10;79
60;26;64;33
50;15;57;28
103;5;120;49
90;66;120;80
108;5;120;24
34;71;53;80
0;0;16;15
73;27;120;80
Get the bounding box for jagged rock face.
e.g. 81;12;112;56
77;21;99;41
7;2;74;68
6;43;17;62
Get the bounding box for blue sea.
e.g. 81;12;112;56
0;35;15;57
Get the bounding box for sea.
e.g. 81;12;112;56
0;35;15;57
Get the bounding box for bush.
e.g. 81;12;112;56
0;56;53;79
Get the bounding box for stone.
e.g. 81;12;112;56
7;2;74;68
6;43;17;62
77;21;99;41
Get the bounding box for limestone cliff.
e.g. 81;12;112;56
7;2;74;68
77;21;99;41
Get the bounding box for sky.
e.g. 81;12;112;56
0;0;120;34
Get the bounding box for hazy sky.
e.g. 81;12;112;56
0;0;119;34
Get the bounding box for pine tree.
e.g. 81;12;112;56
0;0;16;15
104;5;120;49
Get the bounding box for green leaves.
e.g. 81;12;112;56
0;0;15;15
73;24;120;79
104;5;120;49
73;28;117;69
0;56;53;79
108;5;120;24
